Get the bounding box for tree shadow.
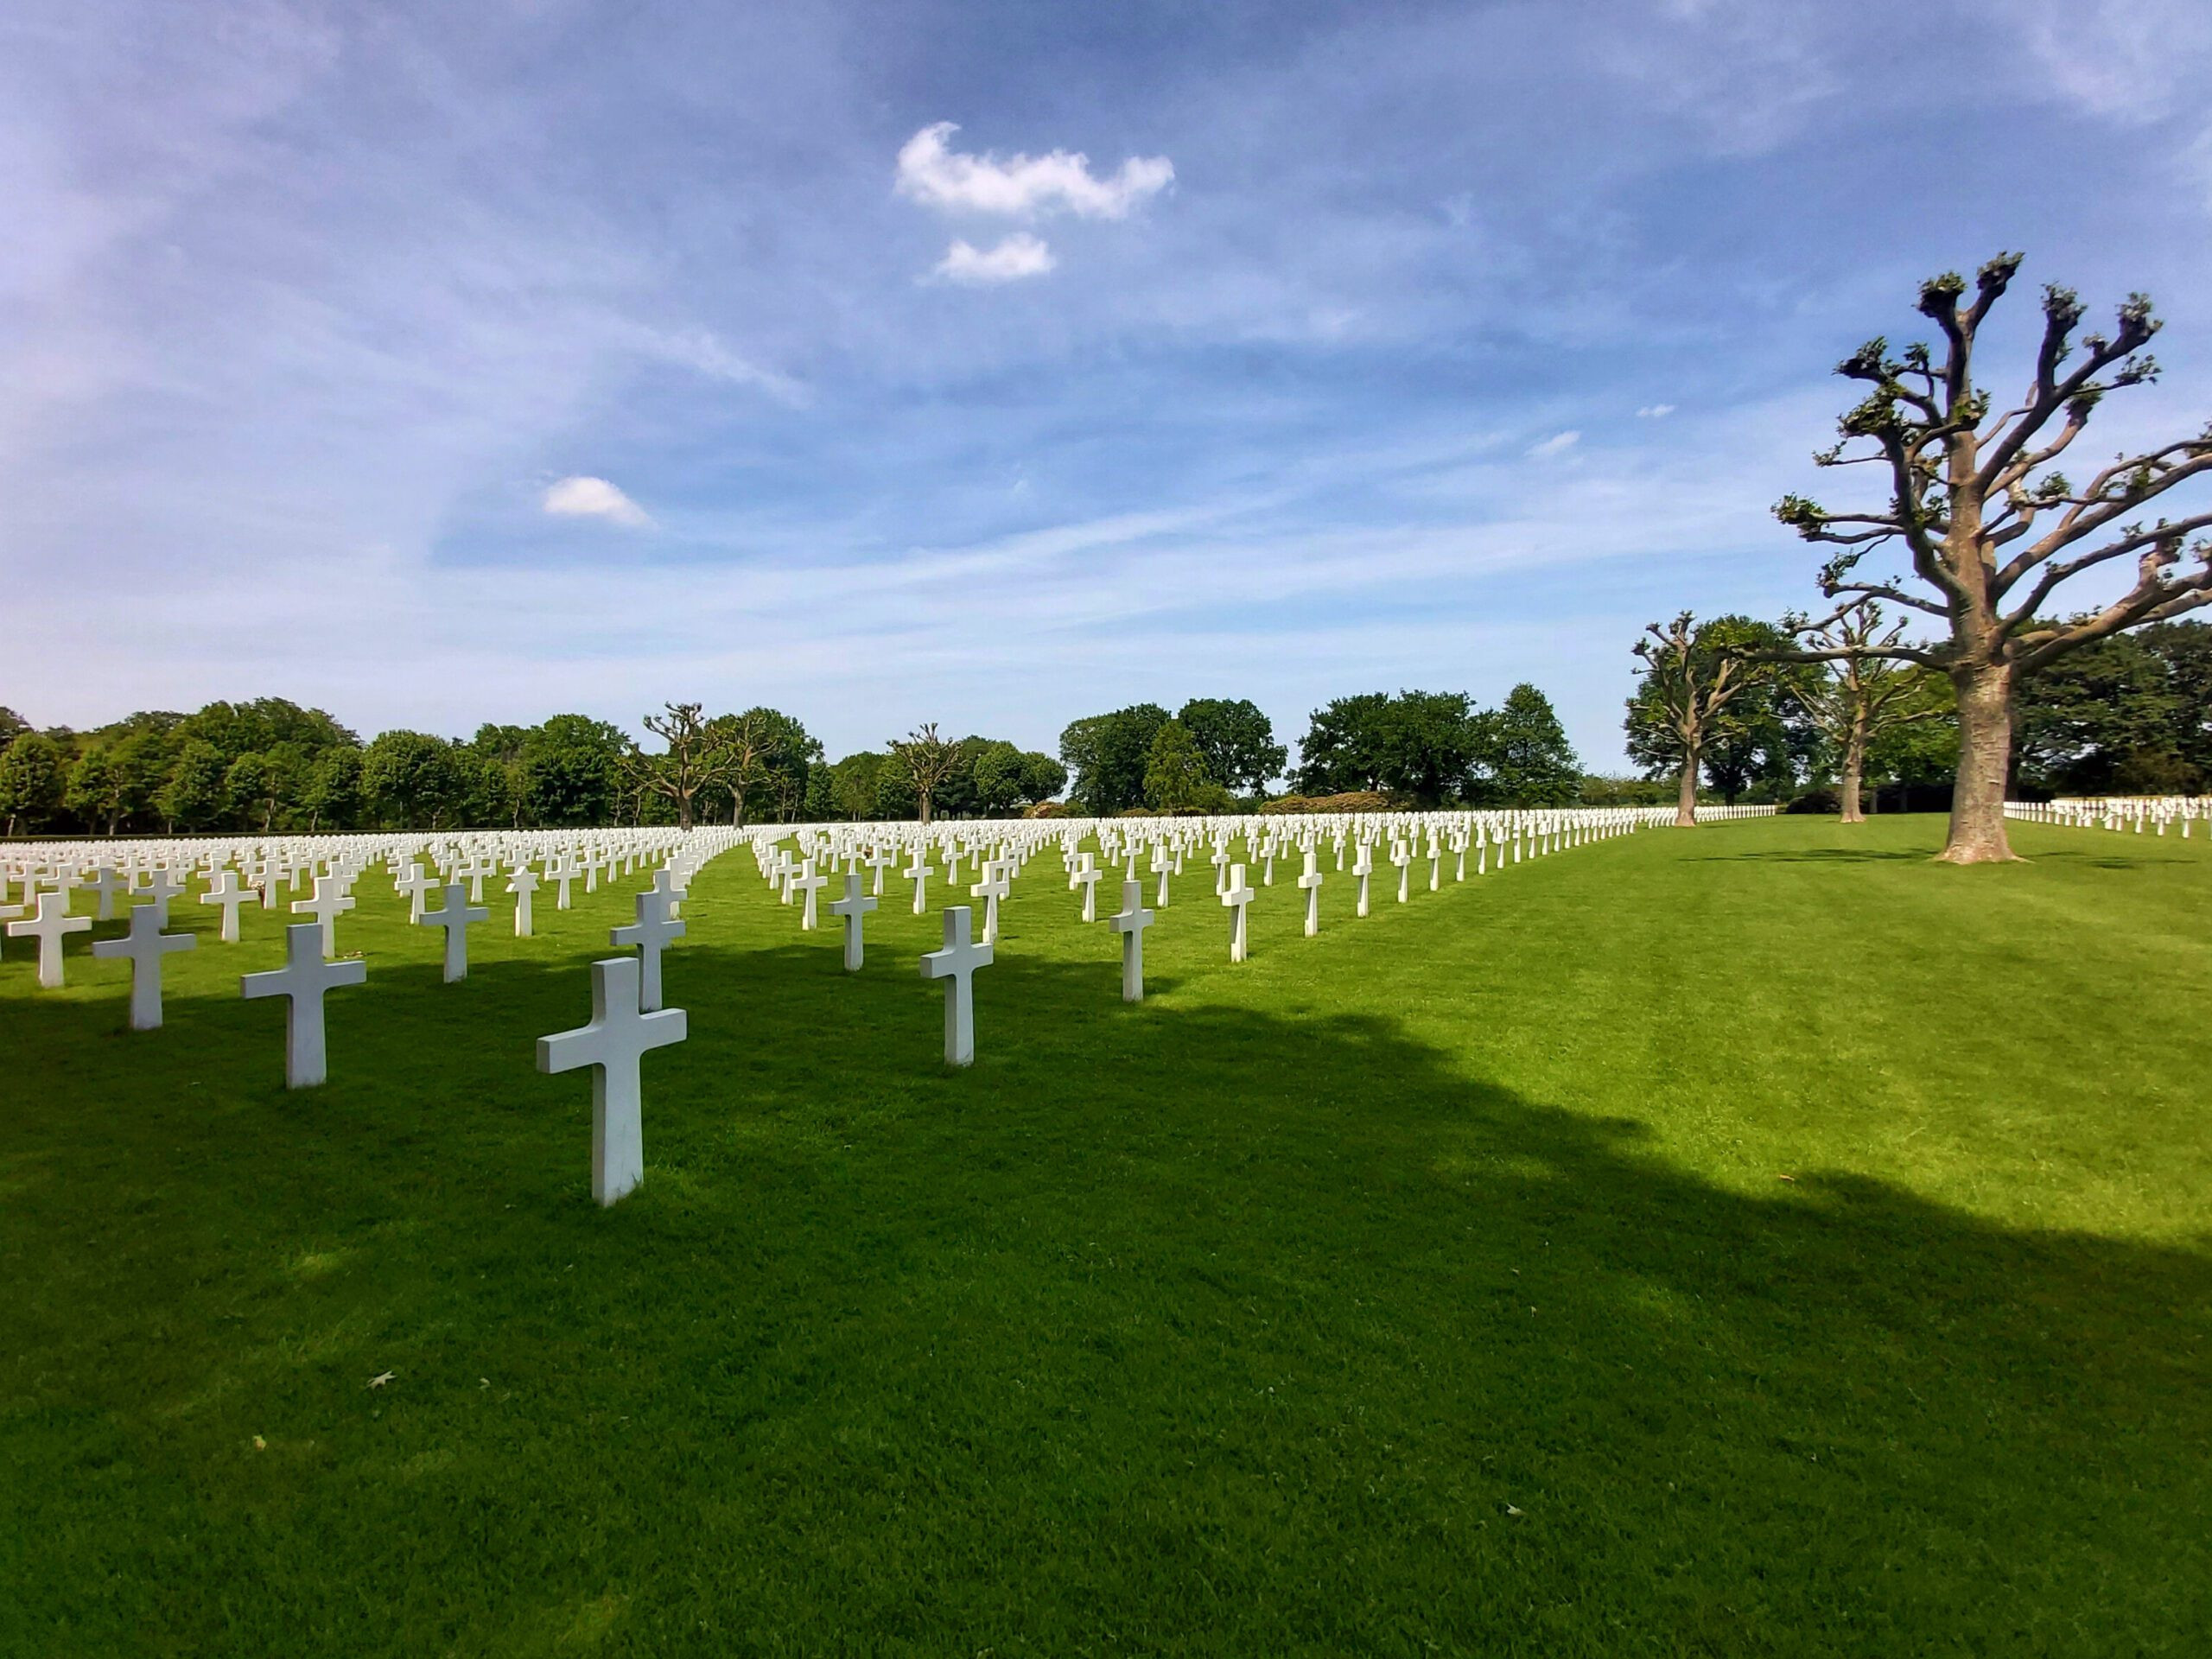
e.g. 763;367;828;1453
3;939;2208;1654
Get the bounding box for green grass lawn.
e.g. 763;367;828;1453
3;813;2209;1656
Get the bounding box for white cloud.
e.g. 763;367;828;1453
543;475;652;527
1527;429;1581;457
931;233;1058;285
1637;404;1675;418
896;122;1173;220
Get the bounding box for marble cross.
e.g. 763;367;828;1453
507;863;540;938
86;865;129;921
969;860;1011;945
611;886;686;1012
240;922;366;1087
92;903;196;1030
905;848;931;915
291;874;356;960
394;862;436;922
1070;853;1102;922
1110;879;1154;1002
134;867;185;929
537;956;687;1207
1221;862;1255;963
1298;847;1324;937
791;859;829;931
8;892;91;988
830;871;878;971
200;868;256;943
1352;844;1374;918
421;882;491;982
919;905;992;1065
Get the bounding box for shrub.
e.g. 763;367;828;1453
1786;788;1840;815
1261;791;1389;815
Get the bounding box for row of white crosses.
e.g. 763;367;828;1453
2007;795;2212;837
749;806;1670;977
5;830;739;1100
722;807;1692;1086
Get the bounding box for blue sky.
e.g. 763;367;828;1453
6;0;2211;772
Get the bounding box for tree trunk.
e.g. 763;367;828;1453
918;792;932;827
1674;747;1700;827
1940;660;2018;863
1840;719;1866;824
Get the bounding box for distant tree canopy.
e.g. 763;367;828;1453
1292;685;1581;808
2014;620;2212;796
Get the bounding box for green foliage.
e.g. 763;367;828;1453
64;747;127;835
1296;691;1484;807
513;715;628;827
1060;704;1170;815
2015;620;2211;795
1624;615;1808;801
1480;683;1581;807
1142;720;1224;811
360;731;464;830
156;740;229;831
301;747;364;831
1177;698;1287;795
0;732;67;834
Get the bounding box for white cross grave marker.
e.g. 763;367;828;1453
8;892;91;988
830;871;877;971
1071;853;1102;923
200;868;256;943
508;863;540;937
92;903;197;1030
905;848;932;915
421;882;490;982
536;956;687;1207
1298;848;1324;937
610;885;686;1012
1222;863;1255;963
791;859;828;931
291;874;356;960
1110;879;1154;1002
240;922;366;1087
919;905;992;1066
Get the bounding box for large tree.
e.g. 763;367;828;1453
1059;704;1169;816
1177;697;1287;797
1480;683;1581;807
1788;601;1949;821
1626;614;1782;825
1775;255;2212;861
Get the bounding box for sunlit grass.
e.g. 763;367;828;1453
3;814;2208;1654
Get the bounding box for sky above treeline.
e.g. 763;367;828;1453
6;0;2210;771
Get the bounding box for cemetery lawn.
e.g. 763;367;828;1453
6;815;2212;1657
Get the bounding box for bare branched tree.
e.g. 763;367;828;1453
627;702;723;830
1785;601;1947;823
889;722;961;826
1775;254;2212;861
1630;613;1777;827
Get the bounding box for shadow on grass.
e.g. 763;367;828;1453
3;939;2209;1653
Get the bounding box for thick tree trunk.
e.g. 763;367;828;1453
1940;660;2018;863
1840;721;1866;823
1674;747;1700;827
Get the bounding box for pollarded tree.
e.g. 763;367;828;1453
1627;614;1782;825
889;722;962;825
1775;254;2212;861
630;702;721;831
1785;601;1948;823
